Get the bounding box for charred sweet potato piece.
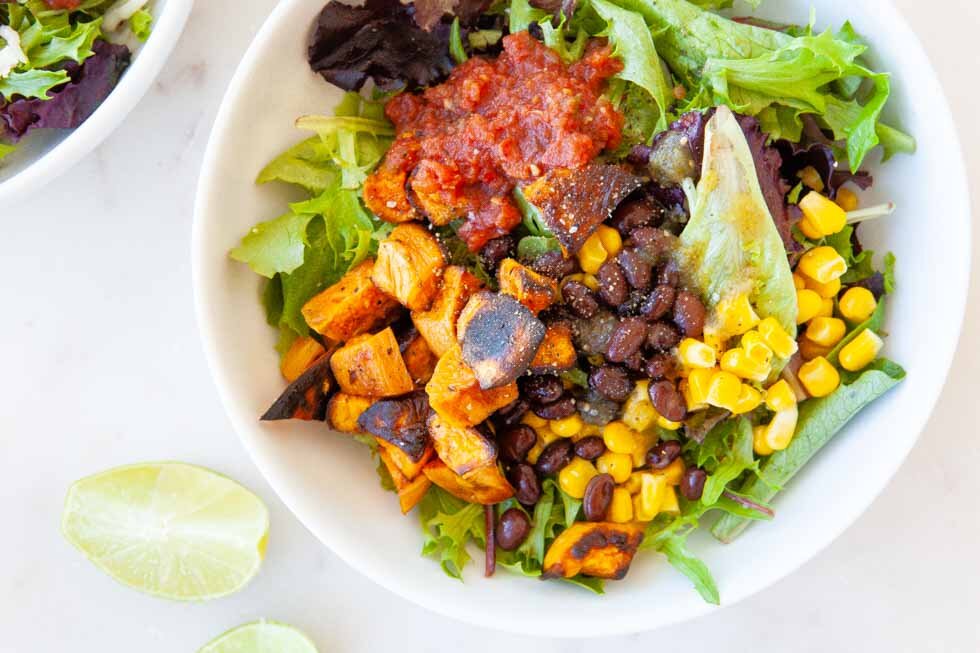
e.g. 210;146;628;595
457;291;546;389
412;266;483;358
363;166;418;224
378;446;434;514
326;393;377;433
427;413;497;476
280;336;328;382
497;258;558;315
542;522;645;580
378;439;434;481
400;331;438;385
422;459;514;505
372;223;447;311
425;344;519;426
302;260;402;342
356;390;431;461
408;161;461;227
262;356;333;421
529;323;577;375
330;328;415;397
521;164;643;253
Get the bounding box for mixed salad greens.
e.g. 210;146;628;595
0;0;154;160
232;0;910;602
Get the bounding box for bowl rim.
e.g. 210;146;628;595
192;0;972;637
0;0;195;208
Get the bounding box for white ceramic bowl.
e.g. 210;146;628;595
0;0;193;207
193;0;971;637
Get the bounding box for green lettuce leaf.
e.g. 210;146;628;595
0;68;69;101
28;17;100;69
697;417;760;506
0;143;15;160
128;9;153;42
256;137;340;195
230;212;315;279
418;487;486;579
449;17;467;64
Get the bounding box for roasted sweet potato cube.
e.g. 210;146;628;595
542;522;645;580
457;291;546;389
378;439;434;481
262;356;333;421
400;331;438;385
427;413;497;476
356;391;430;461
330;328;415;397
412;266;483;358
378;446;433;514
372;223;447;311
280;336;328;382
529;323;577;374
422;459;514;505
425;344;518;426
301;260;402;342
363;166;418;224
497;258;558;315
326;393;377;433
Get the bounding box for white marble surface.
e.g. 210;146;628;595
1;0;978;650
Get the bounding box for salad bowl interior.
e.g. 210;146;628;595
0;0;194;207
193;0;971;637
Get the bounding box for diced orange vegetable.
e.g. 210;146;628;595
301;260;401;342
529;323;576;374
542;522;645;580
377;439;434;481
497;258;558;314
363;166;418;224
326;393;376;433
427;413;497;476
457;291;546;389
422;459;514;505
330;328;415;397
425;344;518;426
400;332;438;385
411;266;483;358
280;336;327;382
378;446;433;514
372;223;447;311
262;356;333;421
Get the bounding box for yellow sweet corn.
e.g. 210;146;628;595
631;431;658;468
660;458;686;486
799;216;824;240
764;404;799;451
792;273;807;290
550;414;583;437
623;472;646;495
702;325;728;353
753;424;774;456
798;356;840;397
595;224;622;257
805;275;842;299
799;191;847;237
538;427;562;446
558;457;599;499
522;412;547;429
658;415;683;430
796;288;822;324
717;293;760;336
817;297;835;319
602;421;638;455
797;166;825;192
799;336;832;361
683;367;714;411
836;187;859;212
806;317;847;347
732;384;763;415
798;246;848;284
839;287;877;323
582;274;600;292
757;317;799;359
678;338;717;369
765;379;797;412
706;370;742;411
659;486;681;515
608;487;634;523
596;452;633;484
633;473;668;522
741;331;774;366
577;232;608;275
721;348;770;382
839;328;884;372
622;380;658;431
526;441;544;464
579;423;602;437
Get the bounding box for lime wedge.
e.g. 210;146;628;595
61;462;270;601
199;621;318;653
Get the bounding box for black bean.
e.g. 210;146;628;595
529;250;575;280
680;468;707;501
535;438;574;475
479;236;514;274
597;259;629;307
648;379;687;422
640;284;676;321
494;398;529;427
646;321;681;351
573;436;606;461
588;365;634;402
497;508;532;550
644;352;675;381
562;280;600;319
658;261;680;286
508;463;542;505
610;197;654;236
519;374;564;404
617;290;648;317
606;317;647;363
531;394;576;420
628;227;674;264
646;439;682;469
673;290;706;337
582;474;615;521
617;248;653;292
623;350;645;372
498;425;537;463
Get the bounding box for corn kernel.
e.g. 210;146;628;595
721;348;770;382
596;452;633;484
602;421;638;455
623;472;646;495
660;457;686;486
817;297;835;318
839;328;884;372
806;317;847;347
682;366;714;412
706;370;742;411
741;331;774;366
764;405;799;451
658;415;683;430
753;424;774;456
596;224;623;257
582;274;600;292
522;412;546;429
558;457;599;499
839;287;877;323
796;289;822;324
631;431;658;468
799;191;847;236
550;414;583;437
765;379;797;412
608;487;634;523
659;487;681;515
798;336;832;361
526;441;544;464
622;380;658;431
732;384;763;415
792;273;807;290
799;216;824;240
717;293;760;336
577;232;608;275
702;325;728;353
633;473;668;522
579;423;602;437
678;338;717;369
799;246;848;284
797;166;825;192
538;427;561;445
836;187;859;212
797;356;840;398
805;275;842;299
758;317;799;359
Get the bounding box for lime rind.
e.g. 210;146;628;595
61;462;270;601
198;620;318;653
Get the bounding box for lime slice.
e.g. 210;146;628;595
61;462;269;601
199;621;318;653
